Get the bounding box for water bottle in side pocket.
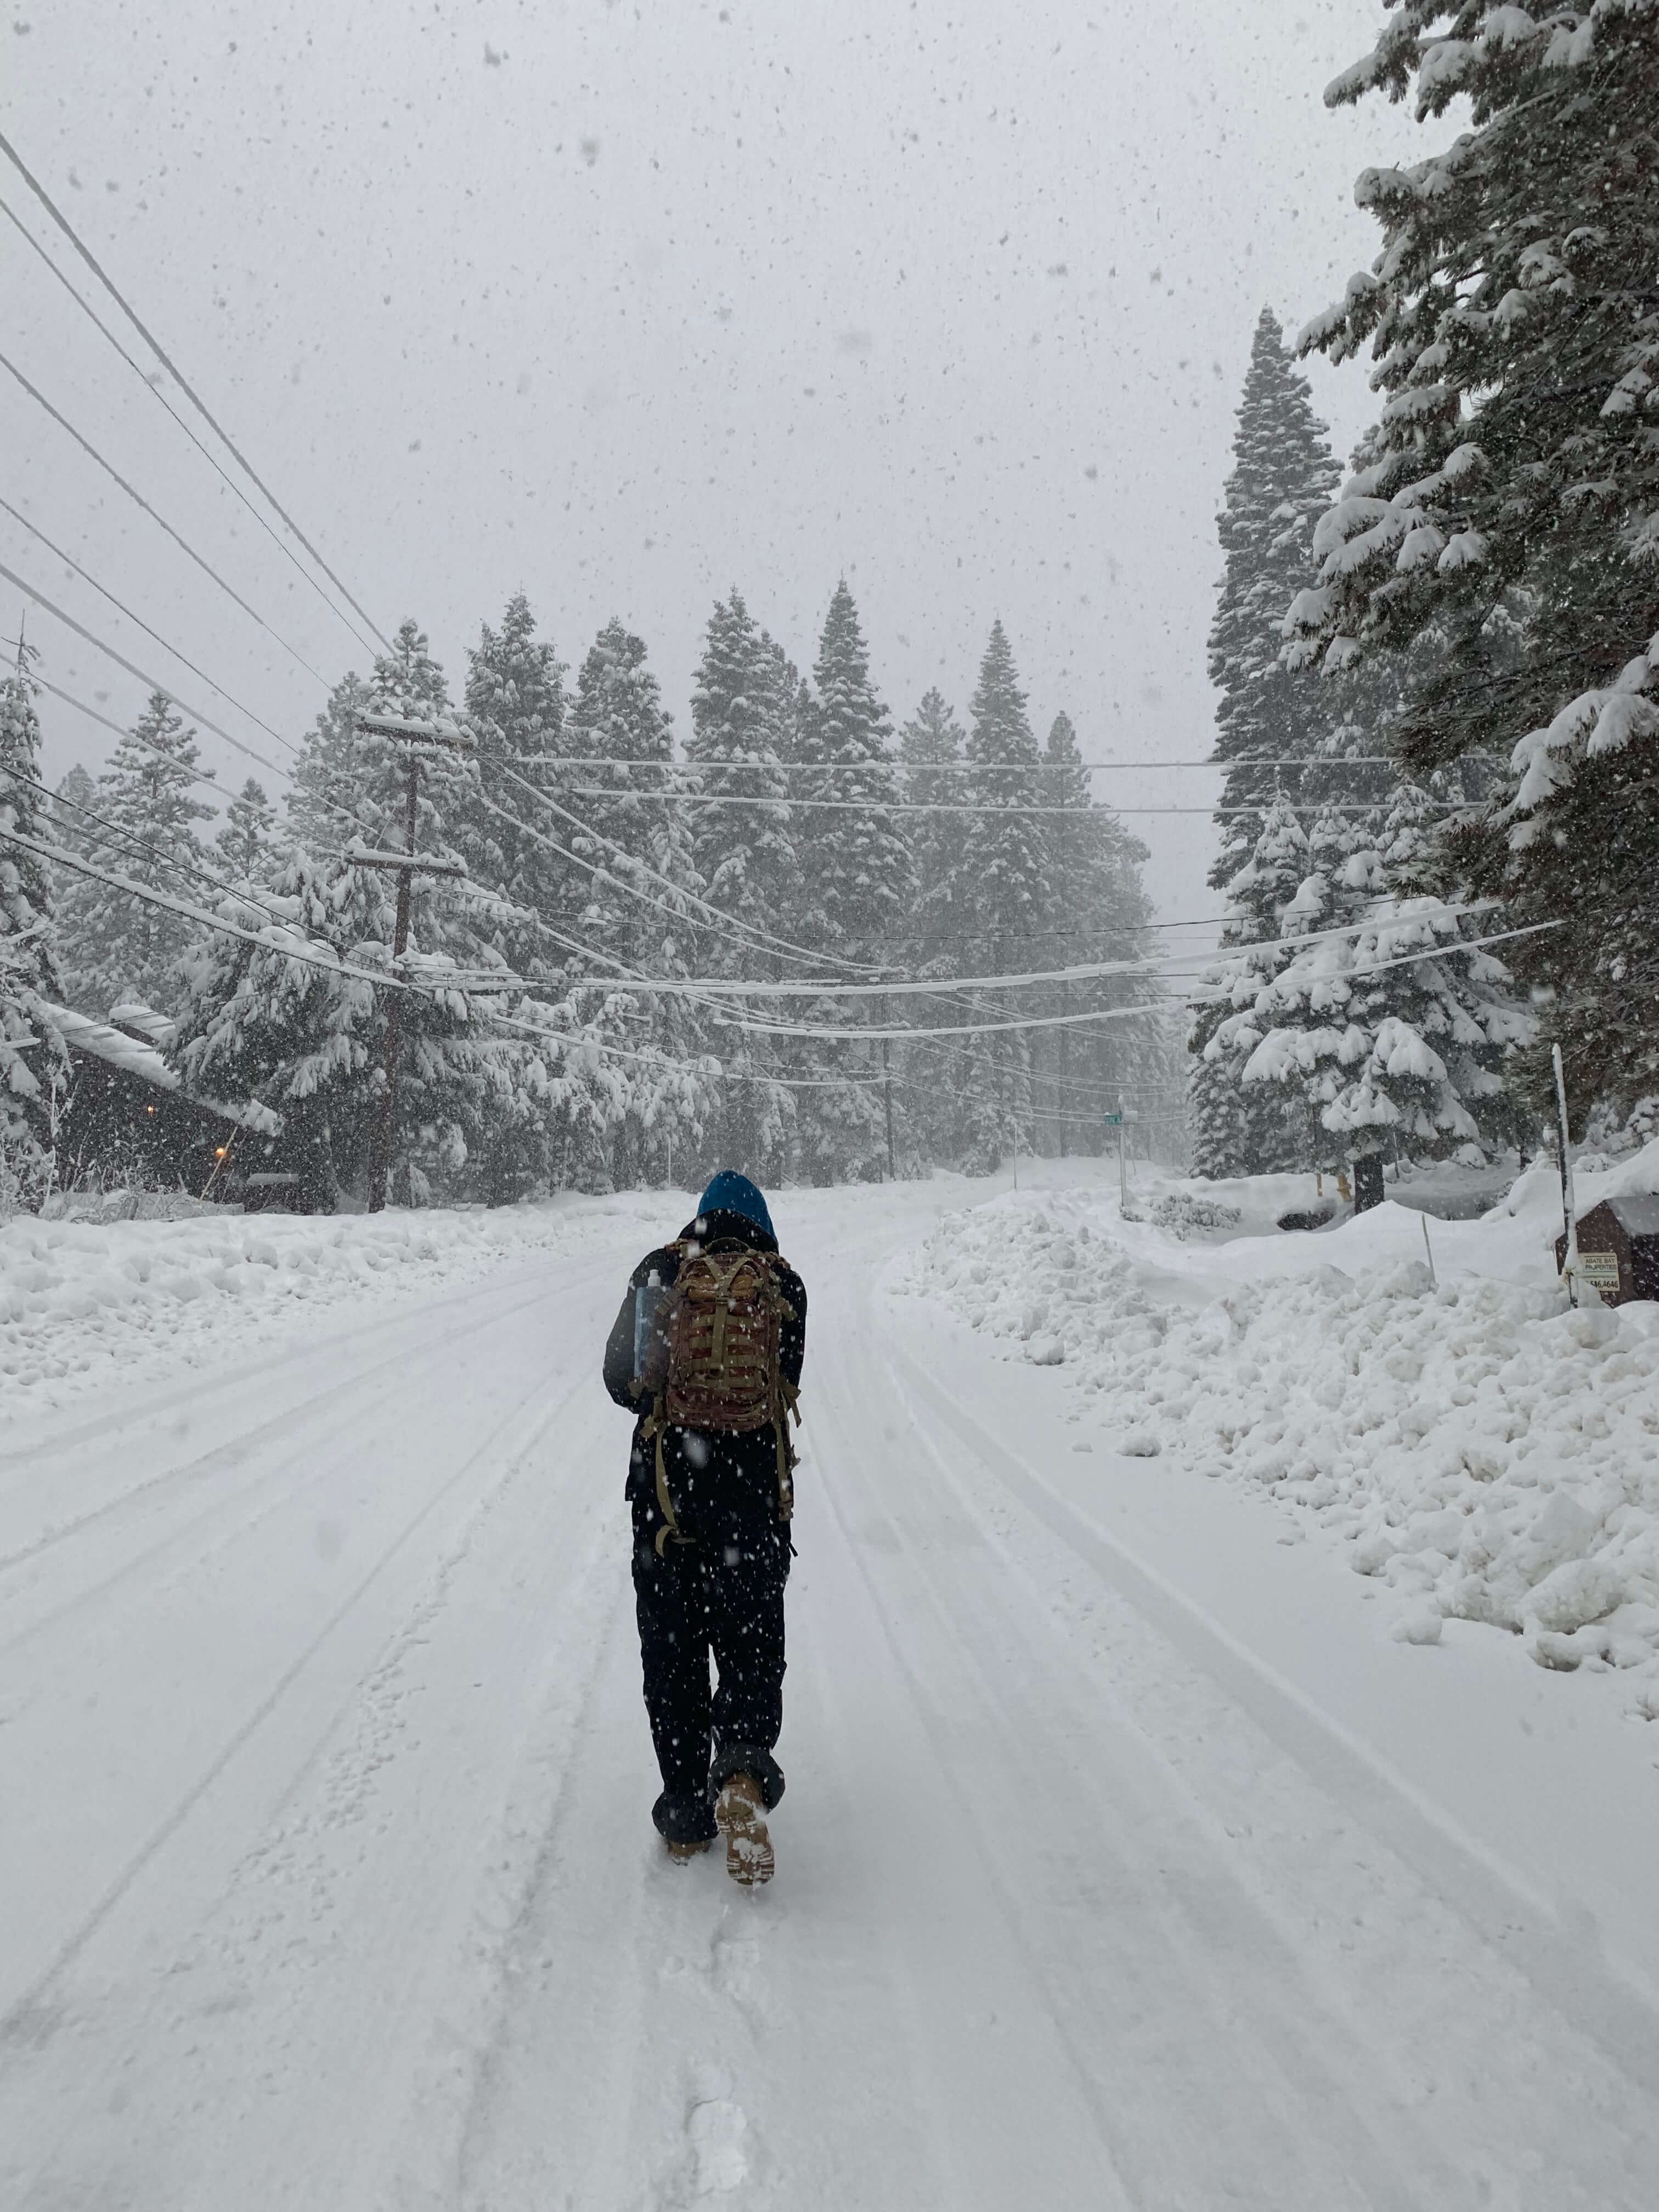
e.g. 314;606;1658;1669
633;1272;672;1394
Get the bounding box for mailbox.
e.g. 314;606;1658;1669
1554;1195;1659;1306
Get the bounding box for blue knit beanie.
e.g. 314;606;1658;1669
697;1170;774;1239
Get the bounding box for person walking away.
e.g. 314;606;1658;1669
603;1171;806;1885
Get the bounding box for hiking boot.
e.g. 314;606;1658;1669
664;1836;712;1865
714;1772;774;1887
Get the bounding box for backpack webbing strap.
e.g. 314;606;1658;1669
774;1377;802;1524
640;1401;690;1558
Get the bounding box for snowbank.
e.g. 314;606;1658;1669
899;1145;1659;1701
0;1192;668;1411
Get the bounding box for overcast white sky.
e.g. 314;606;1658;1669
4;0;1428;928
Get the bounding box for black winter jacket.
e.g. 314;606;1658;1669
603;1208;808;1530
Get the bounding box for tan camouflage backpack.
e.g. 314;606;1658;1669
639;1240;800;1553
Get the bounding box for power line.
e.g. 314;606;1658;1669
0;128;392;655
503;754;1401;776
518;898;1502;998
0;562;294;779
0;191;381;660
2;820;884;1096
0;496;295;747
0;349;329;685
488;765;883;980
560;785;1446;819
723;921;1564;1042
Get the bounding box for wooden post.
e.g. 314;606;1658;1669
1553;1041;1579;1307
882;1034;896;1182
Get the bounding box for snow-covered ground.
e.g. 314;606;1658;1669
0;1192;670;1411
5;1172;1659;2208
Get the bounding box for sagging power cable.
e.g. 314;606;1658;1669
0;128;392;655
0;350;329;686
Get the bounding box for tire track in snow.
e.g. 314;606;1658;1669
0;1274;567;1615
0;1246;574;1479
818;1336;1448;2211
881;1335;1659;2181
48;1389;620;2212
0;1333;585;2044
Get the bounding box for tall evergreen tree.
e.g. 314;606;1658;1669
1240;785;1530;1164
49;763;97;856
1290;4;1659;1121
0;643;70;1207
781;582;914;1181
462;592;568;957
323;620;521;1203
686;590;801;956
795;581;915;964
565;617;677;960
57;692;215;1013
961;621;1048;963
900;687;970;962
172;858;376;1212
1192;797;1311;1175
214;778;279;884
1208;308;1342;887
1037;711;1161;1157
685;590;800;1184
286;672;370;857
946;622;1049;1165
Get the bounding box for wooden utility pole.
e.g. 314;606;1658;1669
350;709;475;1214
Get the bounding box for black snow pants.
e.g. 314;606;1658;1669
631;1498;791;1846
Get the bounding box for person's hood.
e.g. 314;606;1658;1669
695;1170;775;1239
678;1206;780;1256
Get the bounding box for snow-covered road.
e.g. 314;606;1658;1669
4;1181;1659;2209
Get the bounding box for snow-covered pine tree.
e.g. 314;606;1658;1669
0;643;71;1209
461;592;569;969
891;687;974;1165
565;617;676;963
171;858;376;1211
686;590;801;957
324;620;521;1204
949;621;1049;1167
1208;308;1342;889
783;581;915;1182
1243;783;1530;1164
1217;801;1382;1171
1290;4;1659;1121
1037;710;1164;1158
57;691;215;1014
1192;796;1312;1175
900;687;969;958
286;672;370;857
685;590;799;1184
551;617;720;1187
49;764;96;855
214;779;279;884
796;582;915;964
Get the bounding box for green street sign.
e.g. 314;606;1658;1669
1102;1111;1123;1126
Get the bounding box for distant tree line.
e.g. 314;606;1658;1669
1;584;1177;1210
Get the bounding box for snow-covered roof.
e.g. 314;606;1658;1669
40;1003;282;1136
45;1003;179;1090
107;1000;178;1051
1603;1194;1659;1238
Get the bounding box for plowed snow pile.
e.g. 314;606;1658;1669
901;1146;1659;1700
0;1192;666;1407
